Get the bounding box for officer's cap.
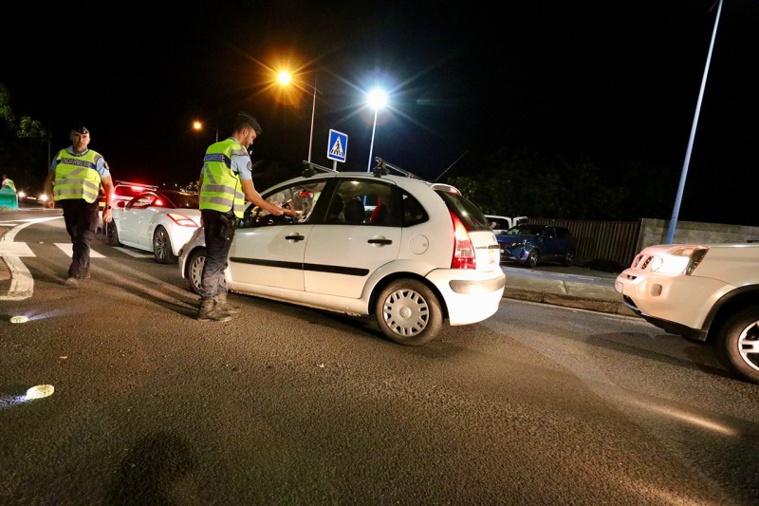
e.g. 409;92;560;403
72;124;90;135
237;112;262;136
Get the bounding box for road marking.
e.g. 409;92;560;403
114;246;152;258
0;242;34;256
1;217;63;300
54;243;106;258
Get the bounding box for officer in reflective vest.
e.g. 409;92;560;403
1;174;16;192
44;124;115;287
196;112;286;322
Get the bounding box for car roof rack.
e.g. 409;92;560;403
371;157;421;179
301;160;338;177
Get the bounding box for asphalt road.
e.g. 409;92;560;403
2;208;758;504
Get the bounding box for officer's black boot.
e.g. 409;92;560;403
215;291;241;316
196;297;232;322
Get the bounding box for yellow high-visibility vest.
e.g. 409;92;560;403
199;138;246;218
53;149;103;203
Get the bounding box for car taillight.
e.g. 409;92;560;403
167;213;199;227
450;211;476;269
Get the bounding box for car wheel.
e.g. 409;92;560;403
105;222;121;246
563;250;575;267
375;279;443;346
715;305;759;384
526;249;540;268
186;247;206;295
153;226;177;264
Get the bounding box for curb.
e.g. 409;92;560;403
503;288;638;317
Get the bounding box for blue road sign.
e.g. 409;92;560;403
327;129;348;163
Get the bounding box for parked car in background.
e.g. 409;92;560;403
179;159;506;346
106;189;200;263
497;224;576;268
616;243;759;384
485;214;528;235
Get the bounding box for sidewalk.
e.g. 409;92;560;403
500;264;637;317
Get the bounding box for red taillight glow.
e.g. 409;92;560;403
167;213;199;227
450;211;476;269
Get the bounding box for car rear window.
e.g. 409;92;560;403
171;193;199;209
435;190;491;232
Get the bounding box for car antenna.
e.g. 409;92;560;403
433;150;469;182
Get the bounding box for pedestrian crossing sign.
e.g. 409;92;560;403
327;129;348;163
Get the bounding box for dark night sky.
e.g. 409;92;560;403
2;0;758;225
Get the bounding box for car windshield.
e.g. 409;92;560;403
504;224;543;236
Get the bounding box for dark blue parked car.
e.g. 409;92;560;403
497;224;576;268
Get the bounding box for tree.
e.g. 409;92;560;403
0;83;48;192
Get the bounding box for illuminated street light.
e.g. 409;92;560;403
277;71;320;163
192;120;219;143
366;88;388;172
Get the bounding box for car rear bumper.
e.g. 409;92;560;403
427;269;506;325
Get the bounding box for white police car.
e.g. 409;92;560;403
179;159;505;345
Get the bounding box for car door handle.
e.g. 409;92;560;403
285;233;305;242
368;238;393;245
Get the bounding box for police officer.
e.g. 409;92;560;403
196;112;285;322
1;174;16;191
44;124;115;287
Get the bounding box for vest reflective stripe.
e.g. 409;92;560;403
53;150;102;203
2;179;15;191
199;139;246;218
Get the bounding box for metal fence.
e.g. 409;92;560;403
526;218;642;270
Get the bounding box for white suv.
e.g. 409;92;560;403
615;243;759;384
179;159;505;345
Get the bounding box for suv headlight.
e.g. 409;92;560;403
650;246;709;275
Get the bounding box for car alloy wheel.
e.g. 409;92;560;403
187;248;206;295
106;222;120;246
375;279;442;346
153;226;177;264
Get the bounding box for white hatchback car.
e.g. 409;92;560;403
179;160;506;345
106;189;201;263
616;242;759;384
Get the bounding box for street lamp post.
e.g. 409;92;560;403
277;71;320;163
366;88;388;172
192;120;219;142
308;76;317;163
665;0;722;244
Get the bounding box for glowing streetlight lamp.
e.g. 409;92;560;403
277;71;320;163
366;88;388;172
192;120;219;143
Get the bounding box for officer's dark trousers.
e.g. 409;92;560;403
60;199;99;279
200;209;233;299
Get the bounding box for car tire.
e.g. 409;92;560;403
186;247;207;295
714;305;759;385
153;226;177;264
563;250;575;267
526;249;540;268
375;279;443;346
105;222;121;246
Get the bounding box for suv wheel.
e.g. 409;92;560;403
375;279;442;346
186;247;206;295
153;226;177;264
563;250;575;267
715;305;759;384
526;249;540;268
